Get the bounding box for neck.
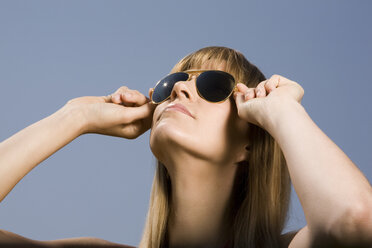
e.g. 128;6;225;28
164;154;237;248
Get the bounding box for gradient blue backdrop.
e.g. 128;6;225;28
0;0;371;246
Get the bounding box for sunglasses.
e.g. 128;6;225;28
150;69;240;104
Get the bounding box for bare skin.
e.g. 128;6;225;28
1;58;371;247
0;229;135;247
149;61;250;247
0;87;155;247
150;60;372;247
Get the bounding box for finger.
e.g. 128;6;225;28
236;83;249;93
111;93;122;104
244;88;256;101
113;86;129;95
234;87;255;103
120;94;136;107
233;91;245;106
103;95;113;103
255;80;267;98
118;92;136;107
265;76;280;93
264;79;278;94
112;86;131;104
235;83;256;101
111;87;147;106
118;102;156;124
120;91;148;106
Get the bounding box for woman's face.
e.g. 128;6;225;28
149;60;249;166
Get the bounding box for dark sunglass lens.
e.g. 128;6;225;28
196;71;235;102
152;72;189;103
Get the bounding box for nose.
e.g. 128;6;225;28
169;77;196;102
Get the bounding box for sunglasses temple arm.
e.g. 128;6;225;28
233;86;239;93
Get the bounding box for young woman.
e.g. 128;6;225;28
0;46;371;248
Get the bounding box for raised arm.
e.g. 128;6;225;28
234;74;372;247
0;106;84;203
0;228;136;247
0;87;155;246
0;87;154;203
266;98;372;247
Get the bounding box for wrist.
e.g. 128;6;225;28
261;98;306;137
56;104;88;137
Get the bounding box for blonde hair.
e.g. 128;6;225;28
139;46;291;248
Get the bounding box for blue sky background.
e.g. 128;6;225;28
0;0;371;246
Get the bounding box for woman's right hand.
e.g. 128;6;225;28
64;86;156;139
0;86;155;203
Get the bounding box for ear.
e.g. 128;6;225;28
243;145;251;161
235;144;251;164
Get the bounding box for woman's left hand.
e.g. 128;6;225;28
233;74;305;129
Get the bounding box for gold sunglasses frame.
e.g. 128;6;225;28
150;69;240;104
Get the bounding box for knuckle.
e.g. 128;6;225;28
271;74;281;79
117;86;129;92
293;81;304;92
266;81;275;88
300;86;305;95
271;75;282;83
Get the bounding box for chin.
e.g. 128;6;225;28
150;126;225;166
150;123;186;157
151;115;194;142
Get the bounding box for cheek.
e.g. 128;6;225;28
206;103;242;143
197;108;231;137
151;105;164;127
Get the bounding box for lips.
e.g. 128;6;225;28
163;103;194;118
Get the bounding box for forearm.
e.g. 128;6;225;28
264;99;372;243
0;105;85;203
0;229;134;248
0;229;53;247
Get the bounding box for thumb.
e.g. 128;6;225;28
115;102;156;124
233;91;245;106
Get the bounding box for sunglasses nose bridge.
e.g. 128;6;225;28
174;72;198;88
188;73;197;79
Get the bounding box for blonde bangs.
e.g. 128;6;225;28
169;46;265;87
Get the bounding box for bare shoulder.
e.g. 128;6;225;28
44;237;136;247
0;229;135;248
280;228;301;248
0;228;44;246
280;226;313;248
